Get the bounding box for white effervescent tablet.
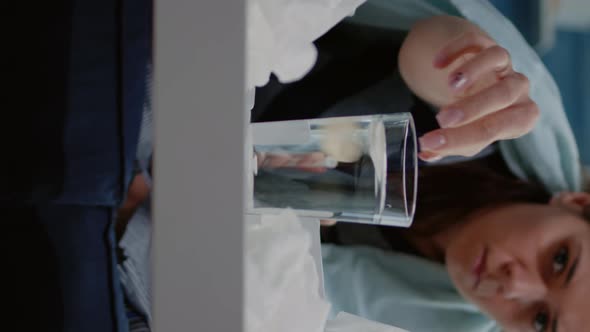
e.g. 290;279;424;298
320;120;364;163
369;120;386;201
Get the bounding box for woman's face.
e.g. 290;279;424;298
445;192;590;332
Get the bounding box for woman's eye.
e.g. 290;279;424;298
533;311;549;332
552;246;569;274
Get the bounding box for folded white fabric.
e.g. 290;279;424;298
325;312;408;332
246;0;366;89
245;210;331;332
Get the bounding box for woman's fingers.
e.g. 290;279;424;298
425;28;539;161
295;152;326;166
446;45;512;94
420;101;539;158
320;219;337;226
436;72;530;128
434;30;496;68
257;152;329;173
418;151;443;163
294;152;330;173
258;153;292;168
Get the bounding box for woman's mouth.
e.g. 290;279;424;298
471;247;502;298
472;246;488;290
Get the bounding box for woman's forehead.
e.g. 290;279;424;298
527;210;590;235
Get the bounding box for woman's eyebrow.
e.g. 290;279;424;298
551;251;581;332
564;253;580;288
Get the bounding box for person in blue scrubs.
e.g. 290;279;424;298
6;1;151;331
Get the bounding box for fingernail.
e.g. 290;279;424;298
419;133;446;151
426;156;443;162
450;72;468;90
436;109;464;128
419;152;443;162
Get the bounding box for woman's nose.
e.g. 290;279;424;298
500;262;548;302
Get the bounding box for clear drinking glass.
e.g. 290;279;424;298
248;113;417;227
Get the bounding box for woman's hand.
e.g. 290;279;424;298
255;151;334;173
116;173;151;240
418;32;539;161
398;16;540;162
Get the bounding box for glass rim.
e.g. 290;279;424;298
403;115;418;222
378;113;417;227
